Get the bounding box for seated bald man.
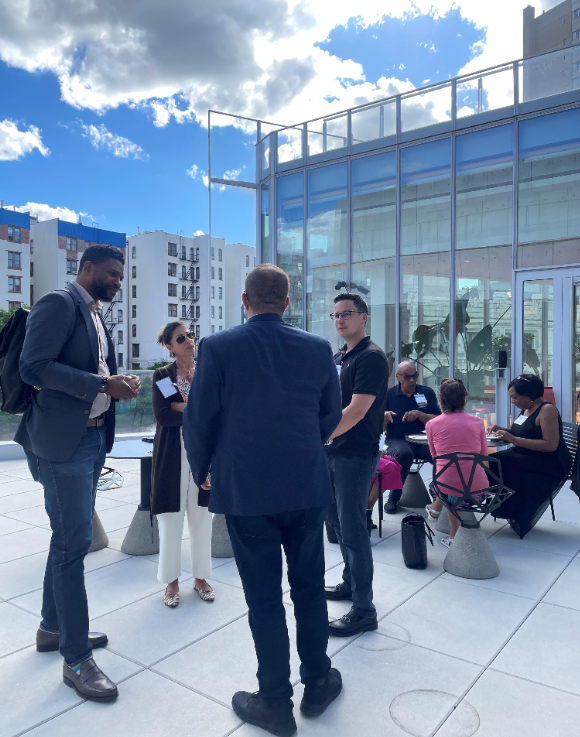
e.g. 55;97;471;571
383;361;441;514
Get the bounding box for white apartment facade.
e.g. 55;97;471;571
224;242;256;329
0;206;31;313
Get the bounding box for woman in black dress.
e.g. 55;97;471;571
488;374;572;537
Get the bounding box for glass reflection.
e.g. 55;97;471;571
400;139;451;389
277;173;304;327
306;163;347;348
523;279;553;388
261;183;270;264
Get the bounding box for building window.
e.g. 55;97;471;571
219;287;223;299
181;265;187;279
7;226;21;243
8;301;21;310
168;242;178;257
132;285;137;298
211;286;215;299
196;286;200;299
132;265;136;278
211;325;215;333
30;285;34;306
211;267;215;280
30;240;33;254
168;283;177;297
168;262;177;277
8;252;21;268
563;39;566;46
8;276;21;293
195;248;199;260
219;325;223;331
575;9;580;18
117;353;124;367
218;248;223;261
196;305;200;318
132;362;140;369
168;304;177;317
132;305;136;318
211;247;215;259
219;306;223;319
66;260;78;275
132;344;140;358
118;309;123;321
181;246;186;259
66;236;77;251
30;262;33;277
211;305;215;318
196;325;200;338
132;245;136;259
576;30;580;39
181;305;187;318
563;16;566;23
245;255;249;267
132;324;136;338
117;330;123;344
218;268;223;280
190;248;195;260
181;285;187;299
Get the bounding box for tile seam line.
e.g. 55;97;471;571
429;552;579;737
489;538;580;558
486;666;580;699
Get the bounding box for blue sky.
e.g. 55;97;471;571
0;4;504;247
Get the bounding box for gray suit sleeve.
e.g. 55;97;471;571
19;292;102;400
183;338;221;487
319;343;342;443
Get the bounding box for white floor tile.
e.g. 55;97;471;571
209;559;244;589
493;602;580;695
5;504;50;528
25;669;240;737
438;670;580;737
12;557;164;620
491;519;580;557
104;526;129;551
372;531;447;576
96;504;139;533
95;579;248;666
0;647;142;737
93;496;128;513
0;600;39;657
542;486;580;526
442;542;571;600
0;514;33;535
543;557;580;611
0;526;52;564
385;578;534;666
0;488;44;514
0;477;41;498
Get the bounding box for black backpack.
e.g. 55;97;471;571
0;307;37;414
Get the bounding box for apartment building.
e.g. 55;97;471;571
0;206;31;312
224;242;255;329
30;217;128;368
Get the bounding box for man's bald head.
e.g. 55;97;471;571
397;361;416;374
396;361;419;396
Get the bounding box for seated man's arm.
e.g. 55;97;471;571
402;387;441;425
19;292;102;401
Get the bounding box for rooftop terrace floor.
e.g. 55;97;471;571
2;456;580;737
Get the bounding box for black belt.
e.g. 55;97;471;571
87;414;106;428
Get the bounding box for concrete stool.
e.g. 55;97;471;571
443;512;499;580
211;513;234;558
121;512;159;555
400;469;431;508
435;509;450;535
88;511;109;553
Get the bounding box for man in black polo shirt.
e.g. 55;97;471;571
383;360;441;514
325;293;389;637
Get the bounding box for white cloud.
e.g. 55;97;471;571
0;119;50;161
187;164;209;188
0;0;555;131
80;123;148;160
194;229;204;236
9;201;92;223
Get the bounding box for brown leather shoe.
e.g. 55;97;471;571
63;658;118;702
36;628;108;652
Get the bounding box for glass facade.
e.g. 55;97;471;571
276;173;304;327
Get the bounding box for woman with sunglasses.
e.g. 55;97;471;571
151;321;214;607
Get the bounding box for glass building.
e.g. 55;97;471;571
208;46;580;426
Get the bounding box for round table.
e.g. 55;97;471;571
405;432;507;450
107;437;158;555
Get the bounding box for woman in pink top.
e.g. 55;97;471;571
425;378;488;547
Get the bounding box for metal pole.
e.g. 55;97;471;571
379;105;385;139
449;133;456;381
207;111;212;337
395;145;401;373
302;168;307;331
346;157;352;290
511;117;519;392
256;122;261;264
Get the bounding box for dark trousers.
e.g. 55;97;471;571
25;425;107;665
326;453;380;618
384;438;433;488
226;507;331;702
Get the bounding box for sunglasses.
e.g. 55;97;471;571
397;372;419;381
175;332;195;344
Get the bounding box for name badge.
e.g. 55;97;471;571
514;415;527;426
414;393;427;408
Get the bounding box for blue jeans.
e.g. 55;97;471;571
26;425;107;665
326;452;380;618
226;507;331;702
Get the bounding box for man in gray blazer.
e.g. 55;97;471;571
184;265;343;737
16;244;140;702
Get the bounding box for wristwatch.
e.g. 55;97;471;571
98;377;109;394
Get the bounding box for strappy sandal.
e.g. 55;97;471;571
425;504;440;520
164;588;180;608
194;582;215;602
441;536;453;549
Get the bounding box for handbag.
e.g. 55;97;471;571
401;513;434;569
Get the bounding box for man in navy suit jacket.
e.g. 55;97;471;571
184;264;343;737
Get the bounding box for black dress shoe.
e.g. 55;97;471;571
366;509;377;534
63;658;118;702
384;489;402;514
329;609;378;637
324;582;352;600
232;691;296;737
37;628;108;653
300;668;342;717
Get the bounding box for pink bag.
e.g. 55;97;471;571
376;455;403;491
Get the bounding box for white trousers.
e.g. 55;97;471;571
157;430;212;584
